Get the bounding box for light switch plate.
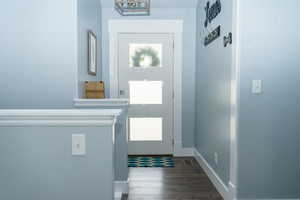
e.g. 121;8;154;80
252;80;262;94
72;134;86;156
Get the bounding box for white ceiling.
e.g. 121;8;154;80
101;0;199;8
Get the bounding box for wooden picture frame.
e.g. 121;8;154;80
88;30;97;76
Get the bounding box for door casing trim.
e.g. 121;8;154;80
108;20;184;156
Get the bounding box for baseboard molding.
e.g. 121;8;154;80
194;149;300;200
238;199;300;200
174;145;195;157
114;180;129;200
229;181;237;200
194;148;229;200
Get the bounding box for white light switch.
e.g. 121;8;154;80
72;134;86;155
252;80;262;94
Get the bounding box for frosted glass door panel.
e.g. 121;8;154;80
129;118;163;141
129;81;163;105
129;44;162;68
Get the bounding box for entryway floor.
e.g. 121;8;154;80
122;157;223;200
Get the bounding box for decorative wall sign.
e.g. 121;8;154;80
204;0;222;27
223;32;232;47
204;26;221;46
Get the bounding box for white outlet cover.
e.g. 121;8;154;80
252;80;262;94
72;134;86;156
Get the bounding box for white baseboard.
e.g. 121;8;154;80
114;180;129;200
238;199;300;200
194;148;230;200
229;181;237;200
174;145;195;157
194;149;300;200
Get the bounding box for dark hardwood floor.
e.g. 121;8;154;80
122;157;223;200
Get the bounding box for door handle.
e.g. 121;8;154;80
120;90;125;96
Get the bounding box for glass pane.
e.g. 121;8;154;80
129;81;163;104
129;118;163;141
129;43;162;68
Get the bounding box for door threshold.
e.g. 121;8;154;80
128;154;173;157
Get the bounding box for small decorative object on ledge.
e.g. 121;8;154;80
204;25;221;46
85;81;105;99
115;0;150;16
223;32;232;47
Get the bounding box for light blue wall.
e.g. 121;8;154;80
101;8;196;147
78;106;129;182
0;126;115;200
0;0;103;107
0;0;77;108
195;0;233;185
77;0;102;98
0;0;127;190
237;0;300;198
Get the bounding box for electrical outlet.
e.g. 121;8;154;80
214;152;218;165
252;80;263;94
72;134;86;156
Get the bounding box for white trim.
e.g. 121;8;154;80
229;1;241;200
108;20;183;37
73;98;129;108
108;20;184;156
238;199;300;200
74;1;79;100
109;28;119;98
229;181;237;200
0;109;121;127
174;146;195;157
194;148;230;200
114;180;129;200
114;192;122;200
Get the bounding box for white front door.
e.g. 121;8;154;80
118;33;174;155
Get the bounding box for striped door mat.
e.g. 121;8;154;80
128;156;174;167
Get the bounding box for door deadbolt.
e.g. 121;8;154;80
120;90;125;96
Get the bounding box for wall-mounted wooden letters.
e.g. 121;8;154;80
223;32;232;47
204;0;221;28
204;26;221;46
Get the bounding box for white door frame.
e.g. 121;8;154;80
228;0;240;198
109;20;187;156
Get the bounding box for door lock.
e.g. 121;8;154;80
120;90;125;96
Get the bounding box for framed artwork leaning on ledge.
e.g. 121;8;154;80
88;30;97;76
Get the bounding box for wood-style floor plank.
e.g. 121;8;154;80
122;157;223;200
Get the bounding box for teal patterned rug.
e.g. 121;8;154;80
128;156;174;168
